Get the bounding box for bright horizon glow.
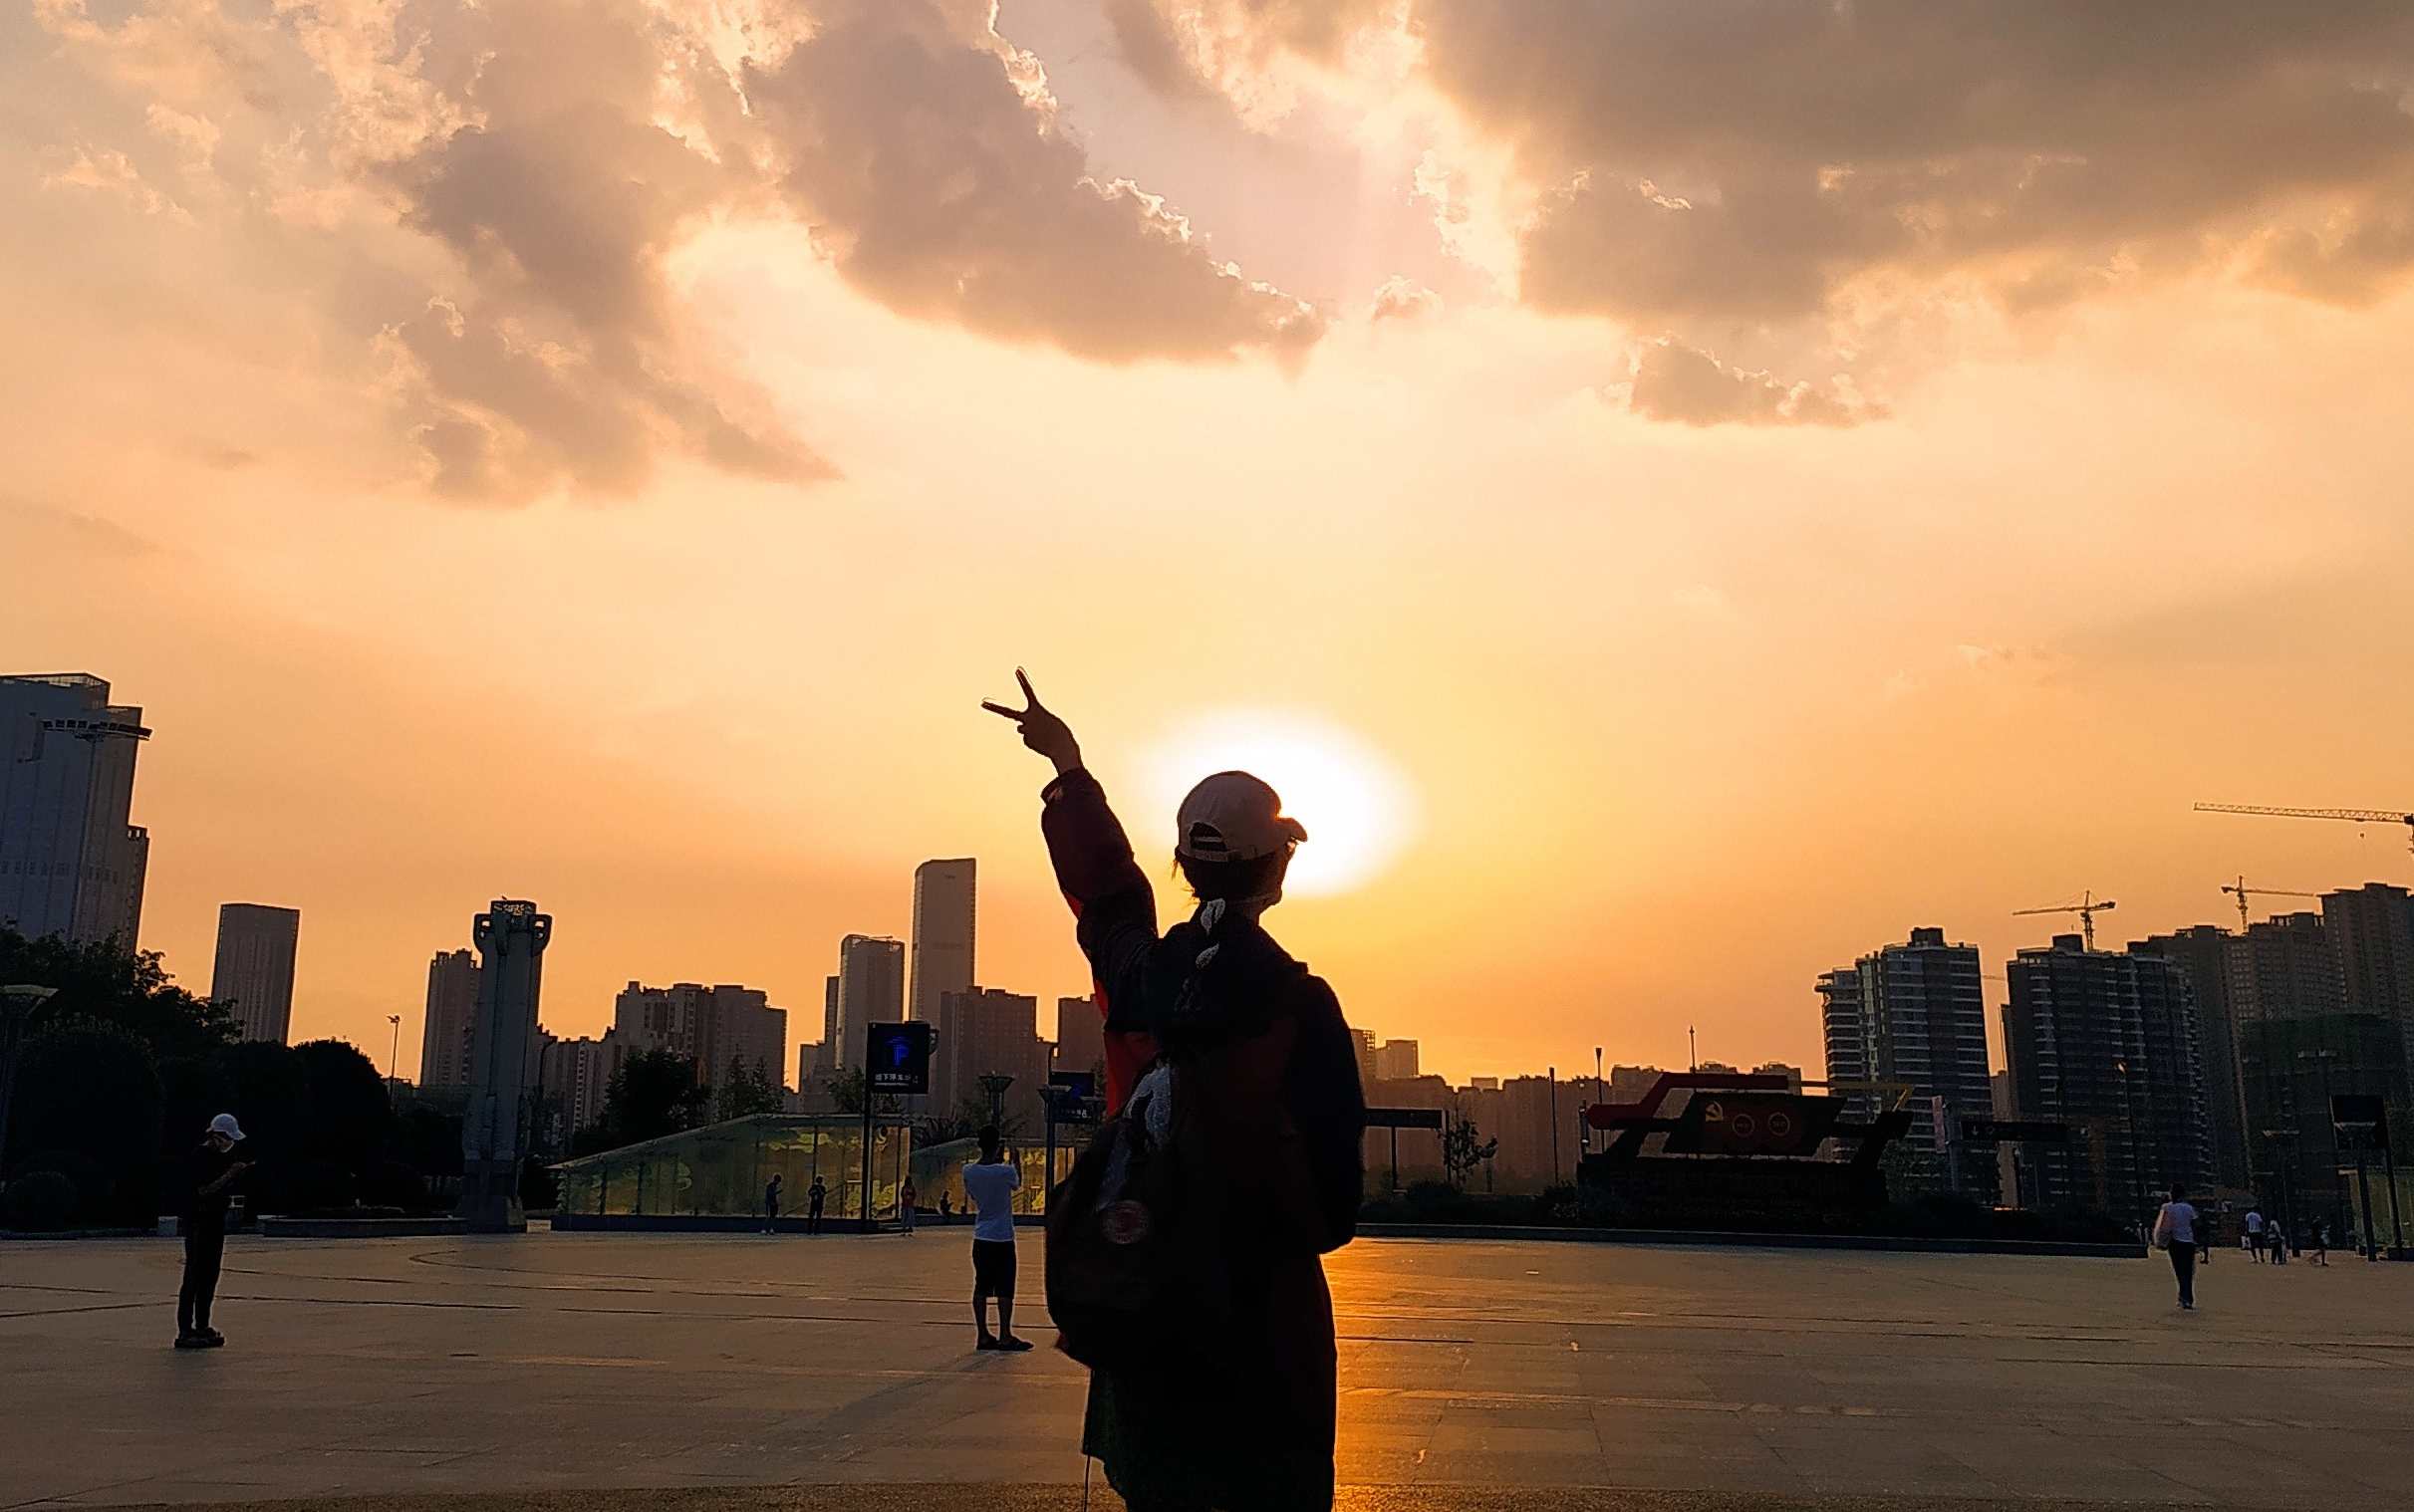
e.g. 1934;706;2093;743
1140;712;1420;899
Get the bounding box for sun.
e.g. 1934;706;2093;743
1140;710;1418;897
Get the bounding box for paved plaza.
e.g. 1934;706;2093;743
3;1230;2410;1510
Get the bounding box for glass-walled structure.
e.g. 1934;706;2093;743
554;1114;913;1220
555;1114;1082;1222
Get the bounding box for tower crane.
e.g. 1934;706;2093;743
2219;877;2324;931
2012;890;2116;951
2196;803;2414;855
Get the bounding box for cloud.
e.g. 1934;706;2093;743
1104;0;2414;389
20;0;1324;502
746;0;1322;364
1368;274;1439;321
1414;2;2414;322
1626;339;1878;428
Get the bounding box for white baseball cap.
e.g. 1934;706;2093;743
207;1113;245;1140
1177;771;1308;863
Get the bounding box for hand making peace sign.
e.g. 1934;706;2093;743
982;668;1084;775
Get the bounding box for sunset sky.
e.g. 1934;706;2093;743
9;0;2414;1085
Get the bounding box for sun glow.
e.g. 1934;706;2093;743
1140;711;1419;898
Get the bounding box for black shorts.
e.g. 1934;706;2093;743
972;1239;1017;1296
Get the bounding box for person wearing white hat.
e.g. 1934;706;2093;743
985;670;1366;1512
175;1113;251;1350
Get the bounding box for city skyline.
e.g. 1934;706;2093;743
12;698;2414;1092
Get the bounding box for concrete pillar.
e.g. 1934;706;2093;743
458;898;552;1232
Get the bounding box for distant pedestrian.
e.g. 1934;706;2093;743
2312;1220;2329;1266
962;1126;1030;1351
939;1190;952;1224
762;1173;783;1233
901;1175;919;1235
807;1175;827;1235
2153;1184;2201;1311
175;1114;252;1350
2246;1206;2266;1262
2272;1220;2289;1264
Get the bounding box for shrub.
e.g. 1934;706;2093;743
9;1150;117;1223
2;1170;78;1231
288;1158;358;1211
360;1160;429;1210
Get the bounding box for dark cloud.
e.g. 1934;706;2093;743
748;0;1320;364
1626;339;1876;428
1110;1;2414;321
1423;0;2414;321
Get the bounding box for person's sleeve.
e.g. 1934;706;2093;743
1039;768;1162;1106
1283;984;1368;1252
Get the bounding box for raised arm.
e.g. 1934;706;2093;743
985;670;1162;1106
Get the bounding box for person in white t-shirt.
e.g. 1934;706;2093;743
2153;1185;2202;1310
961;1126;1030;1352
2245;1205;2266;1261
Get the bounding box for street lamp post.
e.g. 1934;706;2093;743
977;1074;1014;1133
0;985;63;1172
2297;1048;2342;1245
387;1014;402;1087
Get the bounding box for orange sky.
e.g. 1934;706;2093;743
9;0;2414;1085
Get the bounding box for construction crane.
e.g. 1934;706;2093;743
2196;803;2414;854
2013;890;2116;951
2219;876;2324;931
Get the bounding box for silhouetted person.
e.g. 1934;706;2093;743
963;1126;1029;1350
762;1173;782;1233
987;669;1367;1512
2154;1184;2201;1311
939;1190;953;1224
176;1114;251;1349
901;1174;919;1235
806;1175;827;1235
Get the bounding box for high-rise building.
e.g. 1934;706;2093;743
833;935;904;1072
210;902;300;1044
2324;883;2414;1066
910;859;976;1022
613;981;789;1091
460;898;552;1231
539;1033;625;1144
2003;934;2208;1214
1374;1039;1420;1081
934;986;1050;1127
420;948;480;1088
1350;1027;1378;1093
2238;1010;2409;1241
1817;927;1994;1155
2226;912;2342;1022
0;673;149;947
2139;925;2253;1189
1055;993;1105;1079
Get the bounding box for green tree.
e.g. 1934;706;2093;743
824;1066;867;1116
714;1056;785;1122
1442;1113;1498;1191
600;1049;707;1144
295;1039;394;1171
0;926;235;1063
4;1021;161;1176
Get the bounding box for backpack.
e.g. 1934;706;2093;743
1044;1067;1192;1371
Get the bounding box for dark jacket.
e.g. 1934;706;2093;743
182;1142;243;1226
1040;768;1366;1512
